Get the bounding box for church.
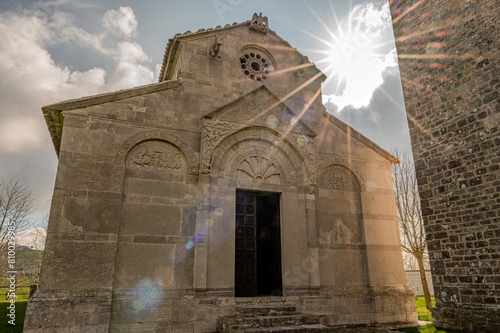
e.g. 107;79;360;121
25;13;417;332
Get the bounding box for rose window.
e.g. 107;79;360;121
239;51;273;81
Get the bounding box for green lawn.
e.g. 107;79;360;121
396;324;462;333
416;296;436;321
395;297;466;333
0;301;27;333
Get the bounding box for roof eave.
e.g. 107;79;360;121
43;79;179;157
324;113;399;164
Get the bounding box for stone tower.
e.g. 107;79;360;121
390;1;499;332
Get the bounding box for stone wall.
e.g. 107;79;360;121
390;1;500;332
26;18;417;332
405;271;434;296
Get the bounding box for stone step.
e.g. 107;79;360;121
219;314;321;330
223;324;330;332
235;306;297;317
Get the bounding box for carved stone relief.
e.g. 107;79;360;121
288;133;316;185
317;157;366;191
319;165;360;191
126;141;185;172
200;118;241;173
202;120;314;180
319;219;354;245
220;95;285;124
201;88;317;186
116;130;198;175
249;13;269;34
236;156;281;185
219;140;294;185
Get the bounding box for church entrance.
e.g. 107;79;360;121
235;190;282;297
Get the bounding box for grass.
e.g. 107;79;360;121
396;324;461;333
416;296;436;321
395;297;466;333
0;285;32;301
0;301;27;333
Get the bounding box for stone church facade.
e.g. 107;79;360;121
26;14;416;332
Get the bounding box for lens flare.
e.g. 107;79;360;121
297;135;309;146
185;228;206;250
122;277;164;321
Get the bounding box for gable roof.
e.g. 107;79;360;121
42;80;179;156
158;14;322;82
324;113;399;164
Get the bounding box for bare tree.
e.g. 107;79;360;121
0;180;34;275
21;216;47;285
392;151;433;310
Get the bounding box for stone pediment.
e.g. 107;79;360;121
200;86;317;175
204;85;316;137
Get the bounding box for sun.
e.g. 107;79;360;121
296;2;397;112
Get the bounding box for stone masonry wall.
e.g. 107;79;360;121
405;271;434;296
390;1;499;332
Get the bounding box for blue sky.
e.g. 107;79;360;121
0;0;411;221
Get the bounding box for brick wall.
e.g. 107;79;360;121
389;0;499;332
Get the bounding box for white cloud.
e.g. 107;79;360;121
0;5;154;213
116;41;150;63
154;63;163;82
102;6;138;37
0;118;44;154
16;227;47;250
321;2;398;112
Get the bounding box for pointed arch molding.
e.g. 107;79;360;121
317;157;366;191
115;130;198;174
208;126;316;186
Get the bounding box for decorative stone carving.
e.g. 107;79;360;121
320;165;360;191
200;118;242;173
221;95;284;124
323;171;351;190
209;34;222;58
317;157;366;191
116;130;198;175
236;156;281;185
126;141;184;172
319;219;354;245
239;50;273;81
289;133;317;185
201;87;317;186
249;13;269;34
216;137;295;185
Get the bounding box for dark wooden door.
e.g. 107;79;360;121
235;190;282;297
235;190;257;297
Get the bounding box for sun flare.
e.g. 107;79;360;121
298;2;398;113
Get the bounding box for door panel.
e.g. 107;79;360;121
235;190;282;297
235;191;257;297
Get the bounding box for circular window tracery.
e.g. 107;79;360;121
239;51;273;81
